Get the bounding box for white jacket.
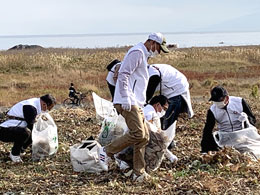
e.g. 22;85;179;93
148;64;194;118
148;64;189;98
0;98;42;128
210;96;244;132
113;42;150;107
106;62;121;86
143;104;161;130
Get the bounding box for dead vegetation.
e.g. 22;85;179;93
1;100;260;194
1;45;260;194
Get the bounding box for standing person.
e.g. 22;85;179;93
106;59;121;101
105;32;169;182
69;83;79;105
0;94;56;162
201;86;256;154
146;64;194;130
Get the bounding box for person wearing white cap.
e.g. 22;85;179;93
104;32;169;182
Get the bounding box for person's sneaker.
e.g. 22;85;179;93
167;140;176;150
119;160;130;170
9;152;23;163
165;150;178;163
132;171;151;183
123;169;133;177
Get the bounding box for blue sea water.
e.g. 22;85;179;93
0;31;260;50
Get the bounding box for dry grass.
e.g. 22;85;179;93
1;45;260;194
1;45;260;105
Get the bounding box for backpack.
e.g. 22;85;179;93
106;59;121;71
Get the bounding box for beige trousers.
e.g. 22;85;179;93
105;104;149;175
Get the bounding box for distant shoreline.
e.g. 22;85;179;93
1;30;260;39
1;44;260;52
1;31;260;50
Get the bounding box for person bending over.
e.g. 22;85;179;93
0;94;56;162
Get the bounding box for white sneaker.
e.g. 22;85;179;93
9;152;23;163
165;150;178;163
119;160;130;170
132;171;151;183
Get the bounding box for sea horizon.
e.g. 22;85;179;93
1;31;260;50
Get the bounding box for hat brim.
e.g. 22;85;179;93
209;96;224;102
160;44;169;53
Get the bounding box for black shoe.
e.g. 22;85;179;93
168;141;176;150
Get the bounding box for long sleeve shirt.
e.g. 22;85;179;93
113;42;150;107
201;98;256;153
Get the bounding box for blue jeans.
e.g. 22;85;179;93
162;95;187;130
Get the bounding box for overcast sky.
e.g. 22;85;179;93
1;0;260;36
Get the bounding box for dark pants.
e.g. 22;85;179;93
107;82;115;101
71;95;79;104
0;126;31;155
162;95;187;130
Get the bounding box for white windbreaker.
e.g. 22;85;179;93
210;96;244;132
0;98;42;128
148;64;194;118
113;42;150;107
148;64;189;98
106;62;121;86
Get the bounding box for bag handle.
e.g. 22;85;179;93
79;140;97;150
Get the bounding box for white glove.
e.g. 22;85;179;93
121;99;131;112
121;103;131;112
165;149;178;163
238;112;247;122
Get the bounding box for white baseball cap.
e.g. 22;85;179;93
148;32;169;53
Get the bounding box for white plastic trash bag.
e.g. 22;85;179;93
117;121;168;172
98;112;127;146
92;92;114;122
32;113;58;161
162;121;177;148
213;126;260;159
70;140;108;173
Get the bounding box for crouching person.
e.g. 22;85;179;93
143;95;178;163
201;86;258;156
0;94;56;162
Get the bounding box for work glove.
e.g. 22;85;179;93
238;112;247;122
121;98;131;112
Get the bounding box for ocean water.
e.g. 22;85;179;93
0;31;260;50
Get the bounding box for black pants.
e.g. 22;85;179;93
70;94;79;104
162;95;187;130
0;126;31;155
107;82;115;101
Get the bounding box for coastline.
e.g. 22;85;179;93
1;31;260;50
